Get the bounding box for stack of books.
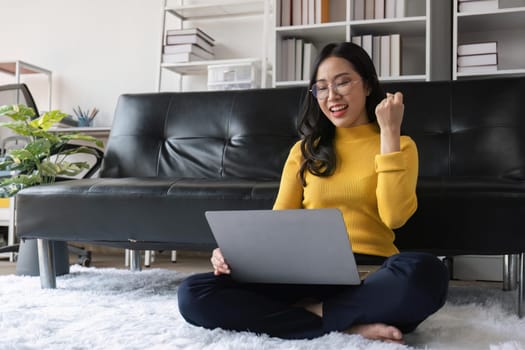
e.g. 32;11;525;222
457;41;498;74
163;28;215;63
458;0;499;13
352;33;401;77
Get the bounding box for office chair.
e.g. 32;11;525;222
0;83;100;267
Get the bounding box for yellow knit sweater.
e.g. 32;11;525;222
273;122;418;257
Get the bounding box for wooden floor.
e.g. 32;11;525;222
0;249;214;276
0;247;504;291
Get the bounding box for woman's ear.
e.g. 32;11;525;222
363;82;372;96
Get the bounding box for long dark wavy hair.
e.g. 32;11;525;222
298;42;384;186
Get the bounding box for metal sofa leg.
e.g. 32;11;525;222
129;249;142;271
144;250;152;267
519;252;524;318
37;239;56;289
124;249;130;266
503;254;519;291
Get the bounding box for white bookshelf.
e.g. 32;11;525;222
157;0;272;92
453;1;525;79
272;0;451;87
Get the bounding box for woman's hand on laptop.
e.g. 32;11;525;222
211;248;231;275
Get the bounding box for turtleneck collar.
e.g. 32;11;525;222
334;122;379;142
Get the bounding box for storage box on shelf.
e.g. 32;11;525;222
207;60;261;90
453;0;525;79
273;0;451;87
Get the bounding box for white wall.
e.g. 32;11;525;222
0;0;164;127
0;0;269;128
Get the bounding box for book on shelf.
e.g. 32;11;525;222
165;28;214;44
390;34;401;76
164;43;214;58
295;38;304;81
329;0;345;22
302;0;309;25
292;0;302;25
303;42;318;80
362;34;373;59
375;0;384;19
457;53;498;67
351;35;362;46
165;34;214;53
385;0;396;18
287;38;296;81
308;0;315;24
457;41;497;56
380;35;391;77
372;36;381;75
365;0;375;19
281;0;291;26
458;0;499;13
315;0;329;23
396;0;406;17
457;65;498;74
162;52;209;63
354;0;365;20
280;40;288;80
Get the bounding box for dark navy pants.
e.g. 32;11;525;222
177;252;449;339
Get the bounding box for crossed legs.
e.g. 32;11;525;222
177;252;449;340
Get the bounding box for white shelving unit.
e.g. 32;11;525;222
273;0;451;87
0;60;52;112
157;0;272;92
453;0;525;80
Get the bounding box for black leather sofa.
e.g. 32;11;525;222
15;76;525;316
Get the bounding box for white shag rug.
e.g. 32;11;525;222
0;265;524;350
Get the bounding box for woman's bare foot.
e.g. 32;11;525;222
347;323;404;344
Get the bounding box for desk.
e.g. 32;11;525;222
48;126;111;147
0;61;52;112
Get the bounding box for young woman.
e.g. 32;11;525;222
177;42;449;343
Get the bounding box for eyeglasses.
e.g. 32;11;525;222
309;79;362;100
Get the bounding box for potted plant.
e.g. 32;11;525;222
0;104;104;197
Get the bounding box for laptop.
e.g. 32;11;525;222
204;208;363;285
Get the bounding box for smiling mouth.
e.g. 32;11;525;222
329;104;348;113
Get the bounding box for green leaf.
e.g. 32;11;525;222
0;121;34;136
29;110;68;131
61;133;104;148
25;138;52;158
56;161;90;176
40;160;62;177
7;148;35;163
0;104;35;121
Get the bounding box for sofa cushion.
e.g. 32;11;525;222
450;77;525;179
100;87;306;180
16;178;279;250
